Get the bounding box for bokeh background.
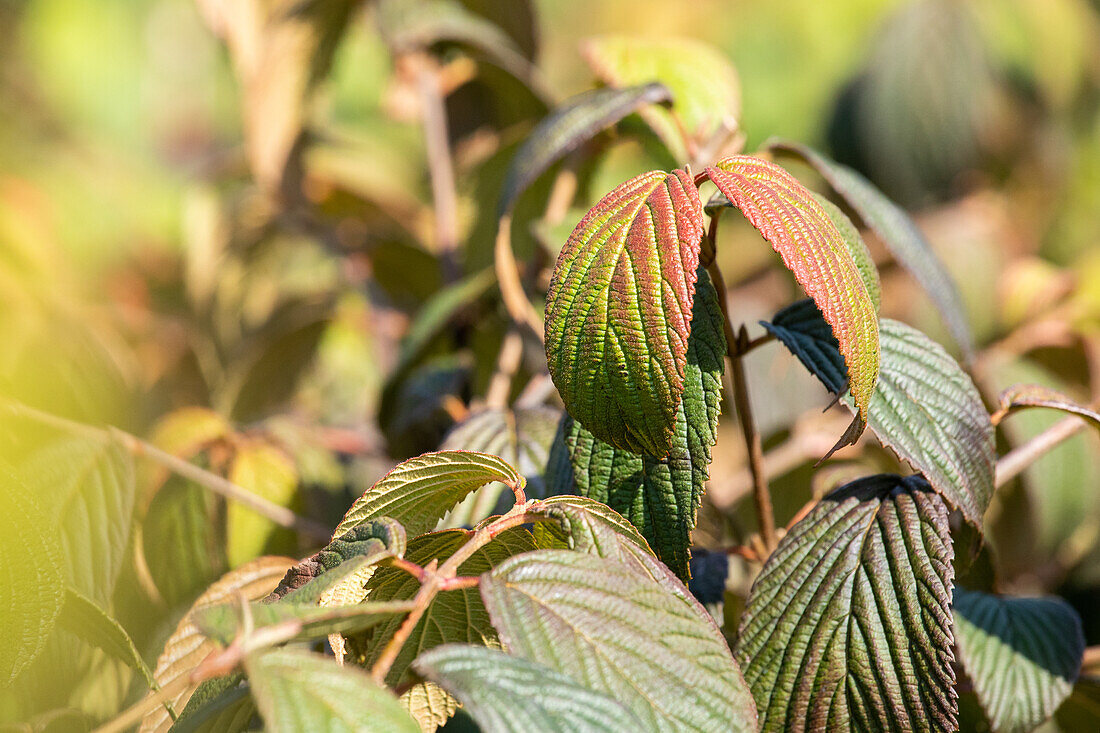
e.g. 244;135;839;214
2;0;1100;730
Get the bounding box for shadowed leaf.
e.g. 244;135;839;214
954;587;1085;733
57;588;155;689
737;474;956;732
544;168;705;457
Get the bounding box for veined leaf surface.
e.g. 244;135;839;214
706;155;879;431
763;302;993;526
481;550;757;732
954;587;1085;733
498;83;673;216
414;645;645;733
57;588;155;688
247;647;419;733
530;494;654;561
545;168;704;457
546;268;724;577
737;474;956;732
769;140;973;357
333;450;522;538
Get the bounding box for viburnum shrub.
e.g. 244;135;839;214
5;9;1099;733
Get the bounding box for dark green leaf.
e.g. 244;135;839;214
498;83;673;216
413;645;646;732
481;550;757;732
246;647;419;732
763;303;994;526
737;474;956;732
547;268;724;578
769;140;974;358
954;587;1084;733
168;675;252;733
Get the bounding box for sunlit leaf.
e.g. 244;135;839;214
413;645;646;732
0;476;64;684
333;450;523;538
57;588;155;689
764;302;993;526
737;474;956;732
498;83;673;215
481;550;757;732
530;494;654;561
769;140;974;357
706;155;879;435
544;168;704;457
139;557;294;733
546;268;724;577
246;647;419;732
991;383;1100;429
439;405;561;527
953;587;1085;733
226;442;300;567
581;35;740;160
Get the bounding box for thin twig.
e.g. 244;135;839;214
486;329;524;409
413;53;460;283
705;260;778;553
495;215;545;340
4;400;332;543
995;415;1091;488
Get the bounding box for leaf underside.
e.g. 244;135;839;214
764;300;993;526
954;587;1085;733
769;140;974;358
706;155;879;433
736;474;956;732
332;450;522;538
414;645;646;733
544;168;705;457
481;549;757;732
498;82;673;216
547;267;725;578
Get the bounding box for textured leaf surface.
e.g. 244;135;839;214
581;35;740;159
547;268;724;577
707;155;879;428
498;83;672;215
544;168;704;457
57;588;155;688
333;451;522;538
764;302;994;526
440;406;561;527
196;595;414;646
414;645;645;733
481;550;756;732
167;674;252;733
991;383;1100;429
247;647;419;733
770;141;973;357
226;442;299;567
736;474;956;732
0;478;64;684
954;587;1084;733
530;494;654;560
140;557;293;733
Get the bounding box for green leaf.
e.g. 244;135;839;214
352;528;538;687
141;557;294;733
769;141;974;358
20;436;137;603
0;474;64;684
333;450;522;538
481;550;757;732
763;303;994;526
439;406;561;527
413;645;646;733
226;443;299;568
57;588;155;689
544;168;705;457
167;675;252;733
498;83;673;216
581;35;740;160
246;647;419;733
953;587;1084;733
706;155;879;436
992;383;1100;429
546;268;724;577
736;474;956;732
529;494;655;560
271;518;407;603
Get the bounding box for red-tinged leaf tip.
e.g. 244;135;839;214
706;155;880;427
545;168;705;457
